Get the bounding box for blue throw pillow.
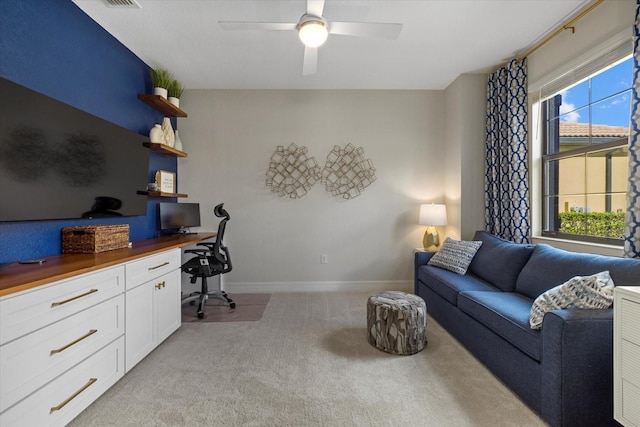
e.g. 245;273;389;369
428;237;482;275
468;231;535;292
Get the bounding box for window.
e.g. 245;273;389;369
540;55;632;245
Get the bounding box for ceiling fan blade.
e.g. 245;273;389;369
329;21;402;39
307;0;325;17
219;21;297;31
302;46;318;76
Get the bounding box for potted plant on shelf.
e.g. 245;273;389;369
150;68;173;99
167;79;184;108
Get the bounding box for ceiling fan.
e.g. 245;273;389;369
219;0;402;76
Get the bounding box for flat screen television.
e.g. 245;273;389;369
0;77;149;222
158;202;201;234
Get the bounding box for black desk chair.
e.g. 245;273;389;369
181;203;234;318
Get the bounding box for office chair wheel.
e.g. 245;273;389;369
197;311;205;319
230;302;236;309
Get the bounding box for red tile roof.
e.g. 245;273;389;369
559;122;629;137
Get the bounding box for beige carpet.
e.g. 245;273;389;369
181;293;271;322
69;291;545;426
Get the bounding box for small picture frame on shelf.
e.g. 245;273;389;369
155;170;176;193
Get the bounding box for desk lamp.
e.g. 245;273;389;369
419;204;447;249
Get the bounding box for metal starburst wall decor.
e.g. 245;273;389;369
321;143;376;199
265;143;320;199
265;143;376;199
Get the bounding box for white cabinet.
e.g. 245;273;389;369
156;269;181;343
1;337;124;427
125;249;181;372
0;265;124;344
614;286;640;426
0;244;186;427
0;266;125;426
124;276;155;371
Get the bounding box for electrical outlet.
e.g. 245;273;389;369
321;254;328;264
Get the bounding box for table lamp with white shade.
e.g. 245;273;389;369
419;204;447;249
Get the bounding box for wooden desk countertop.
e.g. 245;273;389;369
0;233;216;297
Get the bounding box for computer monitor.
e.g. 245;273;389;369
158;202;201;234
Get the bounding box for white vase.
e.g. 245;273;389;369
161;117;175;147
173;130;183;151
168;97;180;108
149;124;163;144
154;87;168;99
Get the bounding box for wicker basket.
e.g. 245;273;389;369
62;224;130;254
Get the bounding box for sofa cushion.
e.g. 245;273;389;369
528;271;614;329
458;291;541;361
417;265;498;305
516;244;640;300
427;237;482;275
468;231;535;292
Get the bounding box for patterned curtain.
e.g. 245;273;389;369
624;1;640;258
485;58;531;244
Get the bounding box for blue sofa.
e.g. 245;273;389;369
414;231;640;427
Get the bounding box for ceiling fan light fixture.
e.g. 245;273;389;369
298;19;328;48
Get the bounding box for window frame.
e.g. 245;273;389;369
541;138;629;246
538;56;632;246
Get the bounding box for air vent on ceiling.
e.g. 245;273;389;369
103;0;141;8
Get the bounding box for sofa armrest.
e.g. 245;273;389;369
414;251;435;294
415;250;435;267
540;308;616;426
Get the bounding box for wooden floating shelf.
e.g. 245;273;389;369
137;94;187;117
137;191;188;198
143;142;188;158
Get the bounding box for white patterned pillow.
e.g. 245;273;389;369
529;271;614;330
427;237;483;275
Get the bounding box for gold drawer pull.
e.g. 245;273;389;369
51;289;98;307
50;329;98;355
50;378;97;413
155;281;166;290
148;261;170;271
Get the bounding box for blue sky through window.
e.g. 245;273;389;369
557;56;632;128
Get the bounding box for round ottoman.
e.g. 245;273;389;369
367;291;427;355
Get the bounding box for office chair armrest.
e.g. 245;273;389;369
197;242;215;250
221;246;232;273
184;248;209;256
207;245;225;264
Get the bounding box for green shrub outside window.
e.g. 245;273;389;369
558;211;625;239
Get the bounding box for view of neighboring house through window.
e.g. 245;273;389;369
541;55;632;244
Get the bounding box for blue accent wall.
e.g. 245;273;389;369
0;0;177;264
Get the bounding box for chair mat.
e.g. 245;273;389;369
181;293;271;322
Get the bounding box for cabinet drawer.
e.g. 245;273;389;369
621;297;640;346
0;266;124;345
621;339;640;388
0;336;124;427
125;249;180;290
0;294;124;412
622;379;640;426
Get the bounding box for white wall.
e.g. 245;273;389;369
443;74;487;240
528;0;634;85
178;90;445;291
443;77;462;240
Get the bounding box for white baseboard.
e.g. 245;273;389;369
223;280;413;294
